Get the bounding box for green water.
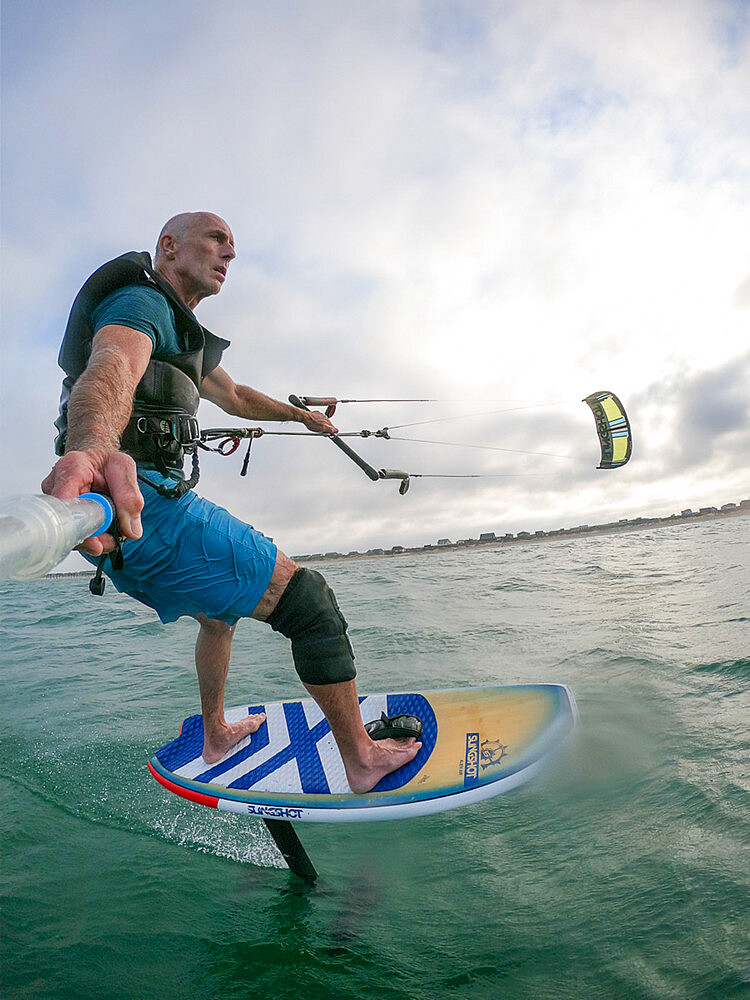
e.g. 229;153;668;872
2;518;748;999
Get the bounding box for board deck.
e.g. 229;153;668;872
148;685;576;822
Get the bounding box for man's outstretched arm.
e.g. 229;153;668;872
200;366;337;434
42;325;153;555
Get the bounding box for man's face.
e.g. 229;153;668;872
170;214;236;303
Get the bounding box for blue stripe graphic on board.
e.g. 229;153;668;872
283;701;330;792
370;694;437;792
195;709;272;783
216;703;332;793
156;707;269;773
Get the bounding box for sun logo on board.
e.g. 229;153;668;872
480;739;508;770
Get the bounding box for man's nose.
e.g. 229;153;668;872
222;244;236;262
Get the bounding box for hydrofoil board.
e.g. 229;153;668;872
148;686;575;823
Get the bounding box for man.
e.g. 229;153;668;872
43;212;420;792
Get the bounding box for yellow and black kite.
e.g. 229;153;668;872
583;391;632;469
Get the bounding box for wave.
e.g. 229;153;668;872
693;658;750;675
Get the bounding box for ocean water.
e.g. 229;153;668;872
1;516;748;1000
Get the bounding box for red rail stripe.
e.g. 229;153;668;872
147;761;219;809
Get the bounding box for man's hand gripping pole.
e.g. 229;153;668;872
288;395;380;482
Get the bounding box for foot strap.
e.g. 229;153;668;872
365;712;423;741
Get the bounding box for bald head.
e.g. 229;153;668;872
153;212;236;309
155;212;232;262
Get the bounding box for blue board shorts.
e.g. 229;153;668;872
87;473;278;625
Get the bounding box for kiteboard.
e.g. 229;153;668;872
148;685;576;823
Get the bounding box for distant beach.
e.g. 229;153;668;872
293;501;750;563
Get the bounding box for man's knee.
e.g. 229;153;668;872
266;568;356;685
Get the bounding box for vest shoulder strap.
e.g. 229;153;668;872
58;251;230;379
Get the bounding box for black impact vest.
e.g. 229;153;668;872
54;251;230;471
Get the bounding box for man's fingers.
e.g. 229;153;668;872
41;461;85;500
102;453;144;539
40;468;56;496
42;450;144;542
304;411;338;434
78;536;107;557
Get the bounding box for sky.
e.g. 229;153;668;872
2;0;749;567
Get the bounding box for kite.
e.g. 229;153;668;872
583;391;632;469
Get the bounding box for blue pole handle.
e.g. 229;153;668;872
78;493;114;537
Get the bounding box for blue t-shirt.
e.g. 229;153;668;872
90;284;185;356
90;284;191;475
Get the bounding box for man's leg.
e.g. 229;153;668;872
302;679;422;794
254;552;421;794
194;613;266;763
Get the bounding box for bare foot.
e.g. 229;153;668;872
202;712;266;763
344;737;422;794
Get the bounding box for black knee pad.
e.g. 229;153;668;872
266;568;356;685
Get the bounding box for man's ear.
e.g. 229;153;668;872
158;234;177;260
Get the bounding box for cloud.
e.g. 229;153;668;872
2;0;749;556
732;270;750;308
680;358;750;439
626;351;750;494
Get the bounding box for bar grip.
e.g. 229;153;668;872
288;395;381;481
